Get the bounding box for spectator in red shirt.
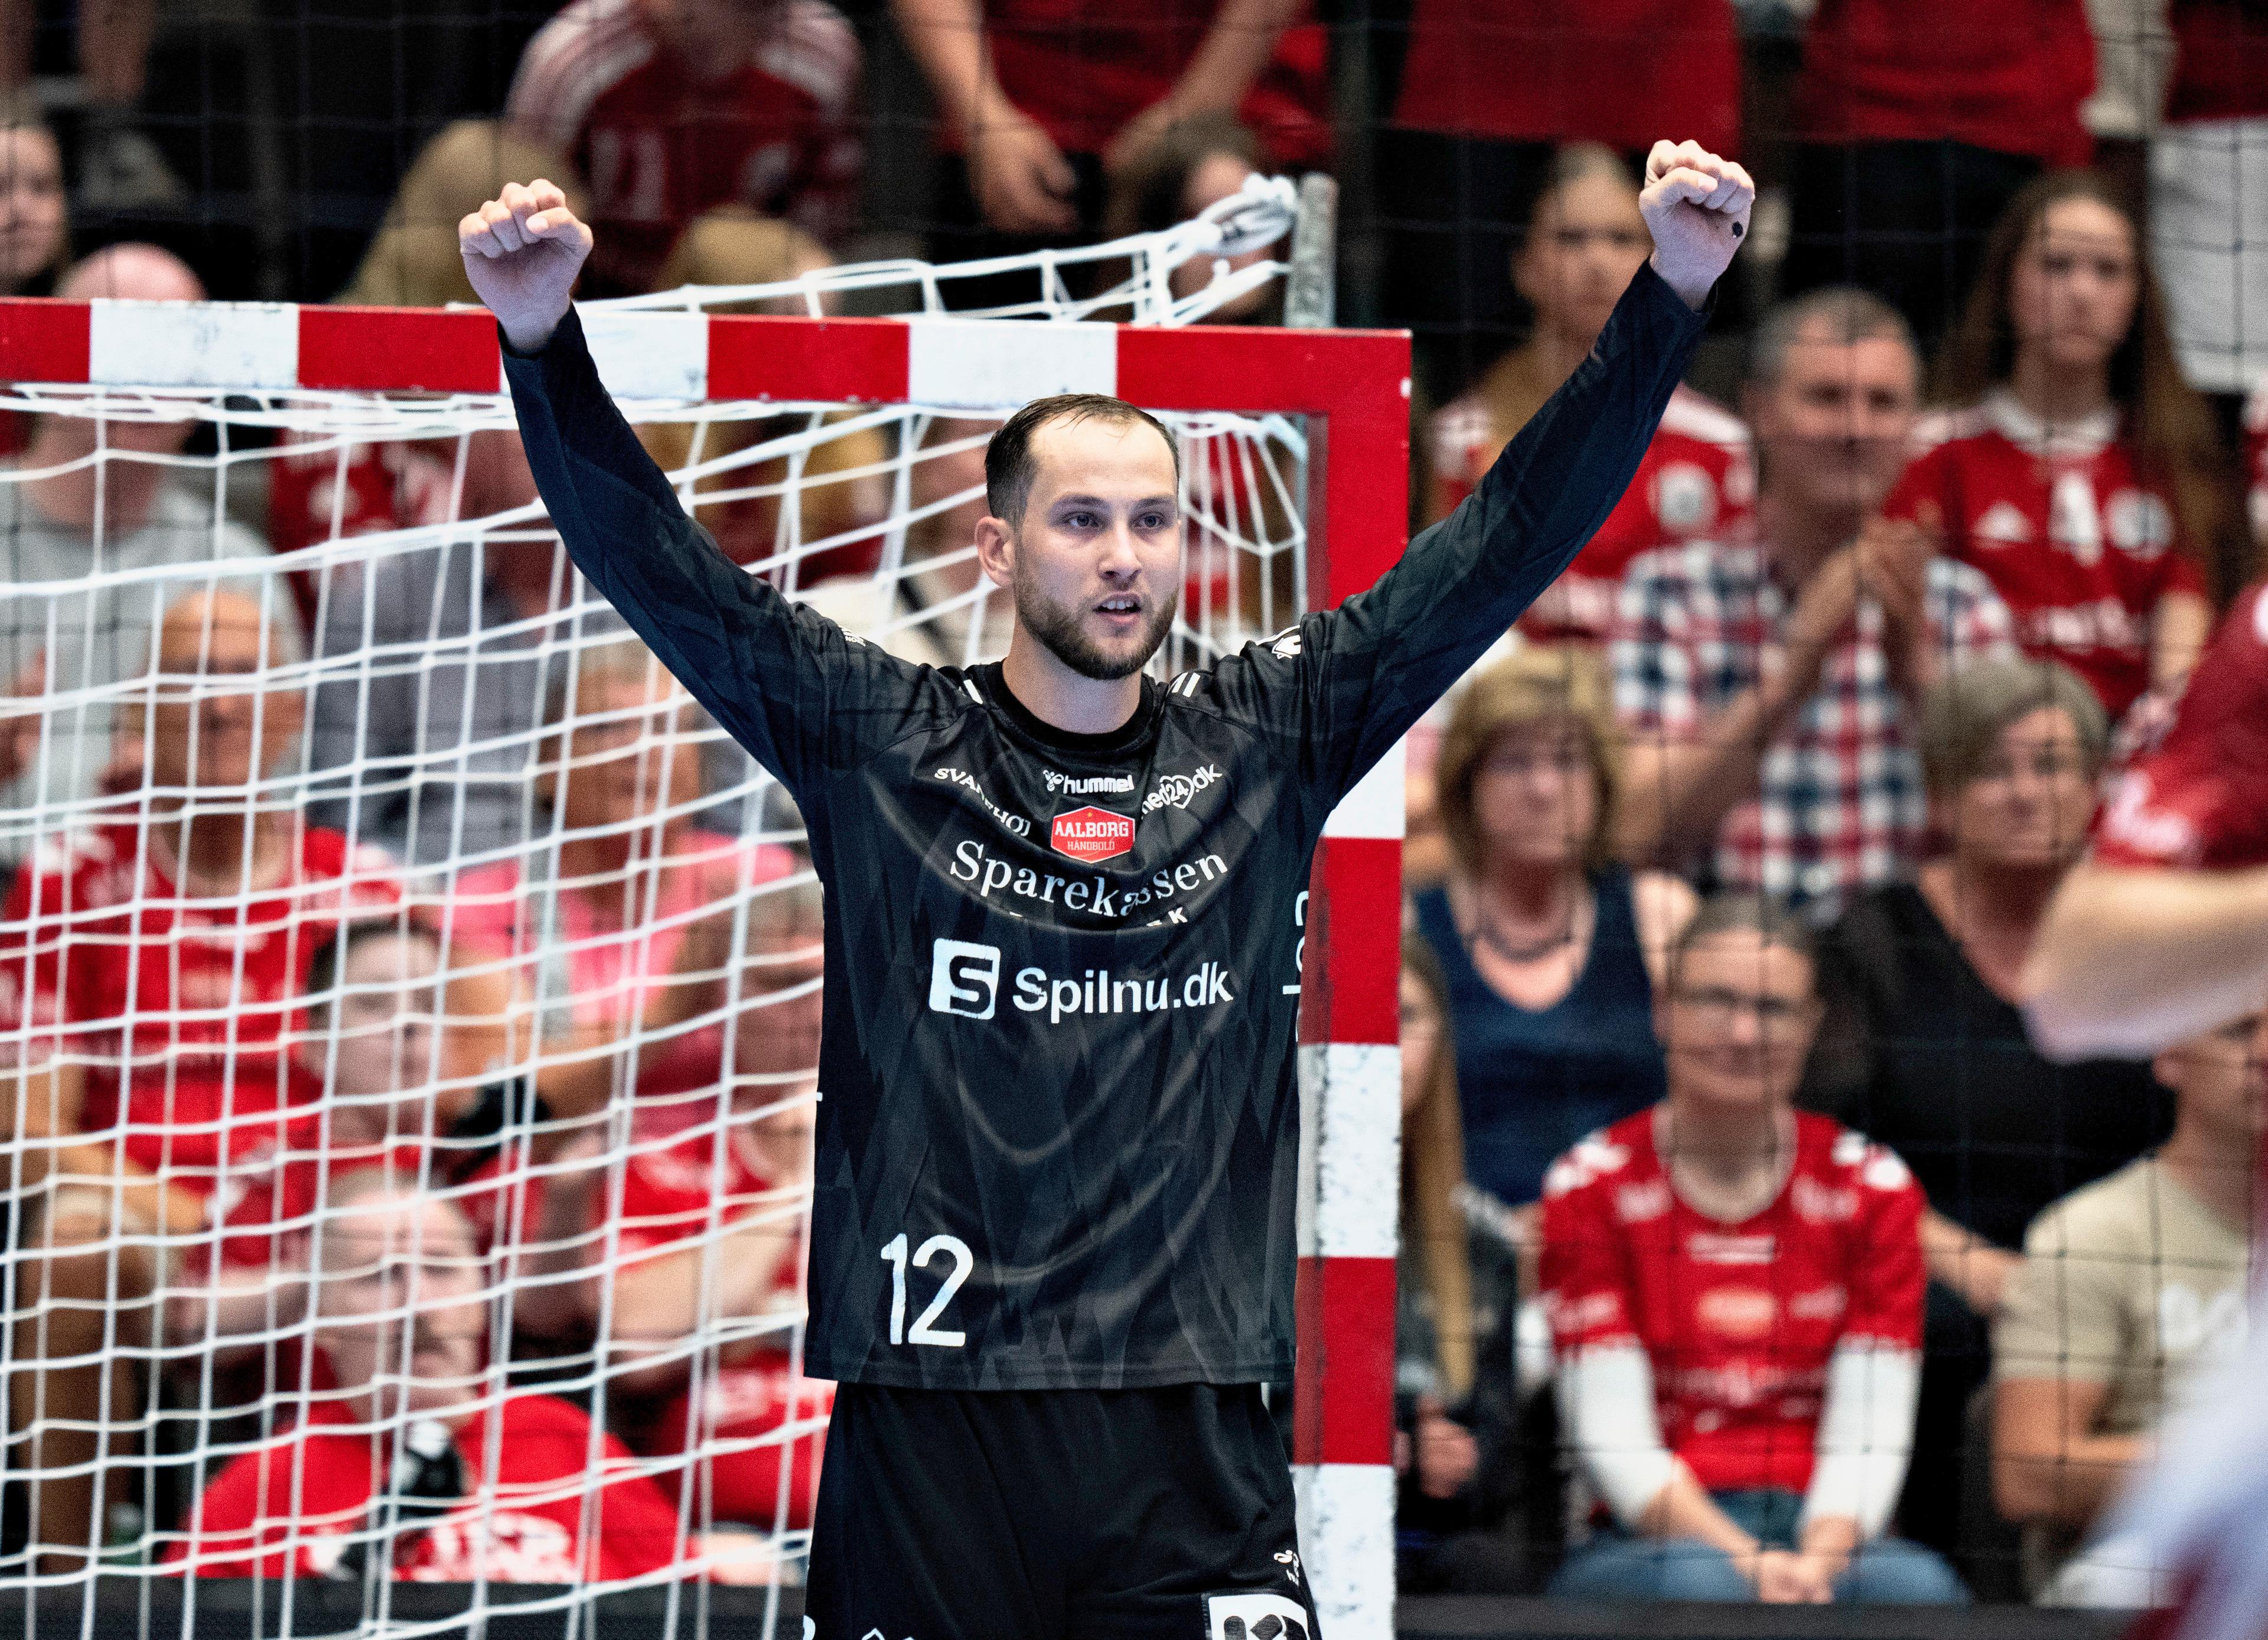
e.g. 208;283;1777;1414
167;1172;685;1582
1542;895;1964;1604
889;0;1325;292
1377;0;1739;394
633;209;891;587
447;639;797;1117
599;877;830;1548
1888;171;2227;721
179;920;575;1352
273;121;574;562
0;588;397;1569
506;0;862;297
1782;0;2099;356
1423;147;1754;644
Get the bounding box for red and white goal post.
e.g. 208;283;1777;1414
0;289;1410;1633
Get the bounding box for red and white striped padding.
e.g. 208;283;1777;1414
0;292;1412;1635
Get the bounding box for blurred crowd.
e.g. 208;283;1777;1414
0;0;2260;1609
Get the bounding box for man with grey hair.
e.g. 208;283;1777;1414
167;1172;686;1582
1614;286;2017;919
0;588;399;1571
0;244;273;874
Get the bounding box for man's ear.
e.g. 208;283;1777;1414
973;514;1017;592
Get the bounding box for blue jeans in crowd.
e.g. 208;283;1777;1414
1548;1489;1970;1604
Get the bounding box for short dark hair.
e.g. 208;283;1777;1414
1670;892;1817;982
304;918;439;1018
1748;286;1916;387
1918;657;2108;797
984;394;1181;527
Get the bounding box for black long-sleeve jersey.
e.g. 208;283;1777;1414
501;265;1706;1390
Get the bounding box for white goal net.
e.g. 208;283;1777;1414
0;181;1403;1637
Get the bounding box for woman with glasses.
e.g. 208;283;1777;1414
1800;656;2168;1574
1412;646;1695;1264
1542;894;1966;1605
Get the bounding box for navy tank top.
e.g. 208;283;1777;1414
1415;869;1667;1206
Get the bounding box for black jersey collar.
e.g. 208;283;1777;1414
974;662;1161;760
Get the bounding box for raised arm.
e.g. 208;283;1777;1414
1272;144;1750;796
2024;862;2268;1058
460;183;937;797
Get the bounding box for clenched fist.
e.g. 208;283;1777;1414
1638;139;1755;310
458;178;594;353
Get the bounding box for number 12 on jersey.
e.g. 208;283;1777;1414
881;1232;974;1346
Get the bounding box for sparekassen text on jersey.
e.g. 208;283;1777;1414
501;263;1707;1391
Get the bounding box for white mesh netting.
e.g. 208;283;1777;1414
0;191;1321;1625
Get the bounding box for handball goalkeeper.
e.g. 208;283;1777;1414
462;140;1750;1639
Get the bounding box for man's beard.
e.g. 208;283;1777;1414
1014;574;1179;682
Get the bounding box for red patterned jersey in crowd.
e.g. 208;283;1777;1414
1430;385;1754;643
168;1393;683;1581
265;436;466;557
1541;1108;1927;1498
1884;394;2207;720
1793;0;2095;165
2094;580;2268;871
1392;0;1739;157
507;0;862;296
0;822;401;1193
972;0;1330;168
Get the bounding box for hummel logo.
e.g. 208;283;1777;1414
1268;627;1302;659
1275;1548;1302;1587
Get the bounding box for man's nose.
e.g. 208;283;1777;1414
1098;525;1143;578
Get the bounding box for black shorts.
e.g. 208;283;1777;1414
804;1382;1318;1640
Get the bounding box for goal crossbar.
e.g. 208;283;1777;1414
0;294;1411;1634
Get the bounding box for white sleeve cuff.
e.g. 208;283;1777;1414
1801;1343;1921;1539
1557;1342;1679;1527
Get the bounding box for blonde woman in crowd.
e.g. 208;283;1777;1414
1411;646;1695;1241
